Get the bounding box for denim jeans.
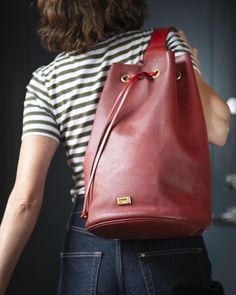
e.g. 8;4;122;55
56;196;225;295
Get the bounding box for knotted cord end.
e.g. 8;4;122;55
80;211;88;218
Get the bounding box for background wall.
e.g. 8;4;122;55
1;0;236;294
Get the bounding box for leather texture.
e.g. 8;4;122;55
82;28;212;239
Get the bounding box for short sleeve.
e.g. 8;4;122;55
166;31;201;75
21;68;61;143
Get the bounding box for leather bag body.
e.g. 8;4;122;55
81;28;212;240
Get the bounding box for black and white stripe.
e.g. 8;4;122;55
21;28;200;198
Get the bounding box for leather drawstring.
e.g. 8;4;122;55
81;70;158;218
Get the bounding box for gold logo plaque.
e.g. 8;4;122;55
117;196;132;205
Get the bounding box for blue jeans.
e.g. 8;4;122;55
57;196;225;295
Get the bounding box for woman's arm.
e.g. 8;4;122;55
178;30;231;147
194;69;230;147
0;136;59;295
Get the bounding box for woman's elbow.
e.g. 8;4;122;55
208;112;231;147
6;191;43;225
209;123;230;147
16;198;41;214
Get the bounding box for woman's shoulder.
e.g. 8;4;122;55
33;28;154;75
28;51;75;84
30;27;190;82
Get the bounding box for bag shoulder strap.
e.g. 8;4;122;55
143;27;177;61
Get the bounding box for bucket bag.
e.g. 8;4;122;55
81;28;212;240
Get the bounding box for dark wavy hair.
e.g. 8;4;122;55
37;0;148;53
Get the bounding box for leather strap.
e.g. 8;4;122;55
143;27;177;61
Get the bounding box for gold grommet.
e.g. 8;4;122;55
176;71;182;80
152;69;160;79
121;74;131;83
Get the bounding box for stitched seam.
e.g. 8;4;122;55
93;254;102;295
138;247;203;257
89;255;96;295
138;255;155;295
115;240;126;295
60;252;102;258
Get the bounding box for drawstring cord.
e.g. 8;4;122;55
81;70;158;218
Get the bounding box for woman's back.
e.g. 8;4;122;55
22;28;198;198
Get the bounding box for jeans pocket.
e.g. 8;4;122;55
57;251;103;295
138;247;210;295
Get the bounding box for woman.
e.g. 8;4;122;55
0;1;230;294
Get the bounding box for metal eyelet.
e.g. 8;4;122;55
121;74;131;83
152;69;160;79
176;71;182;80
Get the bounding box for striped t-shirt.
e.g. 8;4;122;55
21;28;199;199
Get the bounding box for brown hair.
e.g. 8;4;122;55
37;0;148;53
